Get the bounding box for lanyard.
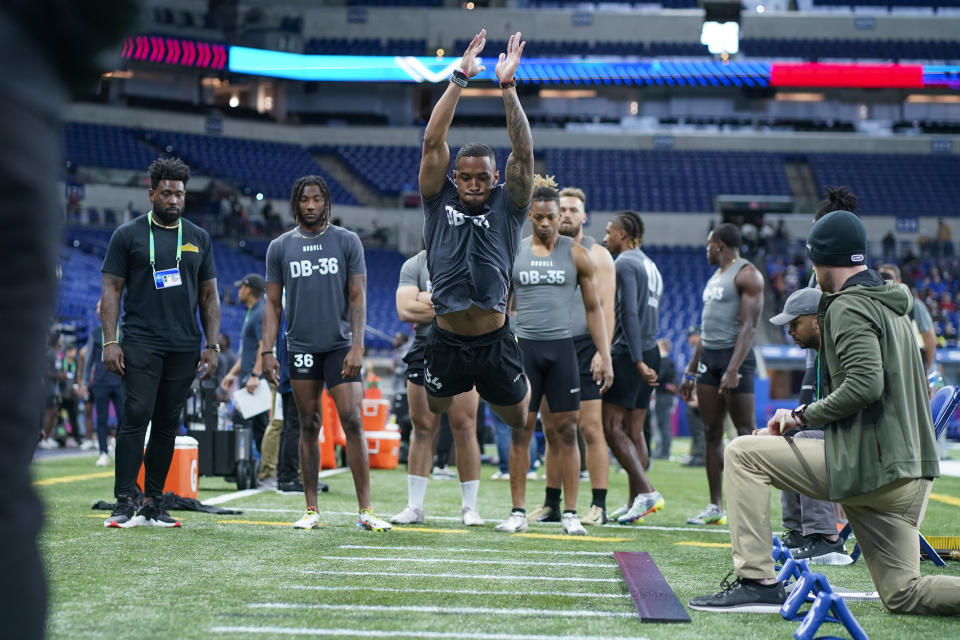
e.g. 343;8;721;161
147;211;182;270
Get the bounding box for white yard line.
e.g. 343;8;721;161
302;569;620;583
237;508;730;534
339;544;613;556
203;468;349;505
210;626;650;640
249;603;634;619
313;555;612;568
291;585;630;599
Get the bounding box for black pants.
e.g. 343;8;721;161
0;11;63;634
115;343;199;499
238;410;269;454
277;391;301;483
93;384;123;455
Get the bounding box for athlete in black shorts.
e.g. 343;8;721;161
418;30;535;515
601;211;666;525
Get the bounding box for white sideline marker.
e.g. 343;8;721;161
339;544;613;556
249;603;635;618
313;555;613;568
210;626;652;640
302;569;620;582
291;585;631;599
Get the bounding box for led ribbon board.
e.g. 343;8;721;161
121;39;960;90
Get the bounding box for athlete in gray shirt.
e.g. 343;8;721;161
261;174;391;532
417;31;534;478
392;250;483;527
600;211;666;526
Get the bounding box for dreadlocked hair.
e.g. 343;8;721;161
613;210;644;248
531;174;559;203
290;175;332;227
148;156;190;189
814;186;859;220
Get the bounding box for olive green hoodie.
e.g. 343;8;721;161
803;269;939;501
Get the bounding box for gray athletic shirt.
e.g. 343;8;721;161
612;248;662;361
265;225;366;352
569;235;597;338
423;178;529;316
512;235;578;340
700;257;751;350
397;250;432;341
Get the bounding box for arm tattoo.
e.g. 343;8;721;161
503;89;533;206
198;279;222;344
349;274;367;347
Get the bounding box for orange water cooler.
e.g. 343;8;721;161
136;435;199;498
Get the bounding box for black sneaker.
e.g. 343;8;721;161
780;529;809;550
277;479;305;494
688;571;786;613
135;500;182;528
104;497;137;529
791;535;852;565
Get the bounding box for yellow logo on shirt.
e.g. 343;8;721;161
181;243;199;253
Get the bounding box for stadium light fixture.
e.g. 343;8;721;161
700;1;742;56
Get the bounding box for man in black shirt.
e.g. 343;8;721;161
100;157;221;529
418;30;535;522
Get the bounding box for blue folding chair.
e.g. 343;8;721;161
840;385;960;566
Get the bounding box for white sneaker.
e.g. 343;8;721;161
618;491;665;525
489;470;510;480
526;470;538;480
37;438;59;450
461;506;485;526
293;507;321;529
357;509;392;531
80;439;97;451
431;466;455;480
562;512;587;536
107;436;116;455
390;506;424;525
494;510;528;533
609;503;630;520
95;453;111;467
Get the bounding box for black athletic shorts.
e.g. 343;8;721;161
519;337;580;413
287;347;362;387
573;333;602;402
402;336;427;386
604;347;661;411
424;319;527;406
696;346;756;394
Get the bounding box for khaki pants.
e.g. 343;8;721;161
725;434;960;615
258;383;281;480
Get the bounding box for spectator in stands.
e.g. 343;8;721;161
882;230;897;260
101;156;221;529
691;211;960;616
878;264;937;375
937;218;953;258
83;301;124;467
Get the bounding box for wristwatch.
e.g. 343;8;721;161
792;403;808;426
205;344;221;353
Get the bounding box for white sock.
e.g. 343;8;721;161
408;475;428;510
460;480;480;511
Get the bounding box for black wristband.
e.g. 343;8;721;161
260;350;274;356
450;69;468;88
499;79;516;89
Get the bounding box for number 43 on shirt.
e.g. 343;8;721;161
289;257;339;278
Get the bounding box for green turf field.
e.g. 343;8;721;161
35;441;960;639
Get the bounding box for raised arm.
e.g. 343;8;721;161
496;32;533;209
574;244;613;393
419;29;487;199
260;281;284;385
197;278;221;380
100;273;125;375
720;265;764;393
